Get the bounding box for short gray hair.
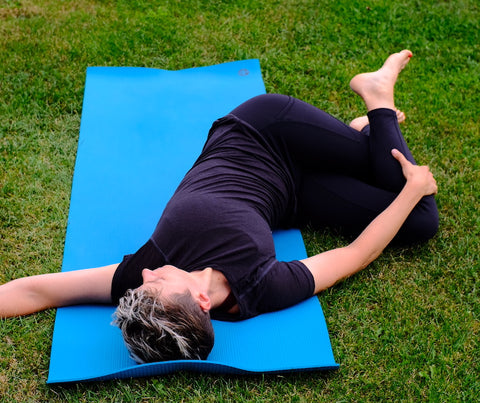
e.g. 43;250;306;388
113;287;214;363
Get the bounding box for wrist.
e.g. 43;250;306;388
402;180;425;201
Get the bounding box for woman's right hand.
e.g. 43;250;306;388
391;149;438;196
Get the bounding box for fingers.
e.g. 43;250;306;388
391;148;409;166
430;172;438;195
391;148;438;195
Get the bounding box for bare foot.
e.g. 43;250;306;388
349;115;369;131
349;108;406;131
349;50;412;111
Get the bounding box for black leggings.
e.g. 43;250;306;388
230;94;439;244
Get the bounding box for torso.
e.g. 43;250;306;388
111;115;314;320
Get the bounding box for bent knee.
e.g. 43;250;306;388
414;212;439;242
397;197;439;244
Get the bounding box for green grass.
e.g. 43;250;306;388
0;0;478;401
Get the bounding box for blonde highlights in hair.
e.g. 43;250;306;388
113;287;214;363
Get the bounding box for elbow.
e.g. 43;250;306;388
362;250;382;269
348;245;382;272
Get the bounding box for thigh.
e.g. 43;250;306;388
296;171;438;244
296;172;393;235
231;94;371;177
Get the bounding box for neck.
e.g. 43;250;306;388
192;268;231;309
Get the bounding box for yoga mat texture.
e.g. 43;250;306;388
47;60;339;383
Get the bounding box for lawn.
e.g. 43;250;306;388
0;0;478;401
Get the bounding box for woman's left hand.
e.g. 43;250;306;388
391;148;438;196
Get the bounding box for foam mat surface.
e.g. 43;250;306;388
47;60;338;383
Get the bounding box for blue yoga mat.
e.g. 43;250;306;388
47;59;339;383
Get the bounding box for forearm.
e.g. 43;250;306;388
0;264;117;318
348;181;425;267
302;150;437;293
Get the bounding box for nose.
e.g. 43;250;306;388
141;268;156;282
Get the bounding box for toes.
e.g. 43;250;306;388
395;109;406;123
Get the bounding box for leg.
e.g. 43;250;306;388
349;108;405;131
296;171;438;244
231;94;412;189
232;51;438;242
295;50;438;241
348;50;417;192
231;94;372;178
230;51;416;183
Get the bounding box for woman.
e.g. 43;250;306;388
0;50;438;364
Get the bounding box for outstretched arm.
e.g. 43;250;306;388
302;149;438;294
0;263;118;318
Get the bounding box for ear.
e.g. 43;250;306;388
195;292;211;313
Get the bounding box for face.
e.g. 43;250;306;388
140;265;193;297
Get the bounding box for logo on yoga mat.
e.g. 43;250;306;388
238;69;250;76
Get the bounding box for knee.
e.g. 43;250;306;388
414;209;439;242
397;197;439;244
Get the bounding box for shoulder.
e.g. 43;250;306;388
111;240;167;304
233;259;315;318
